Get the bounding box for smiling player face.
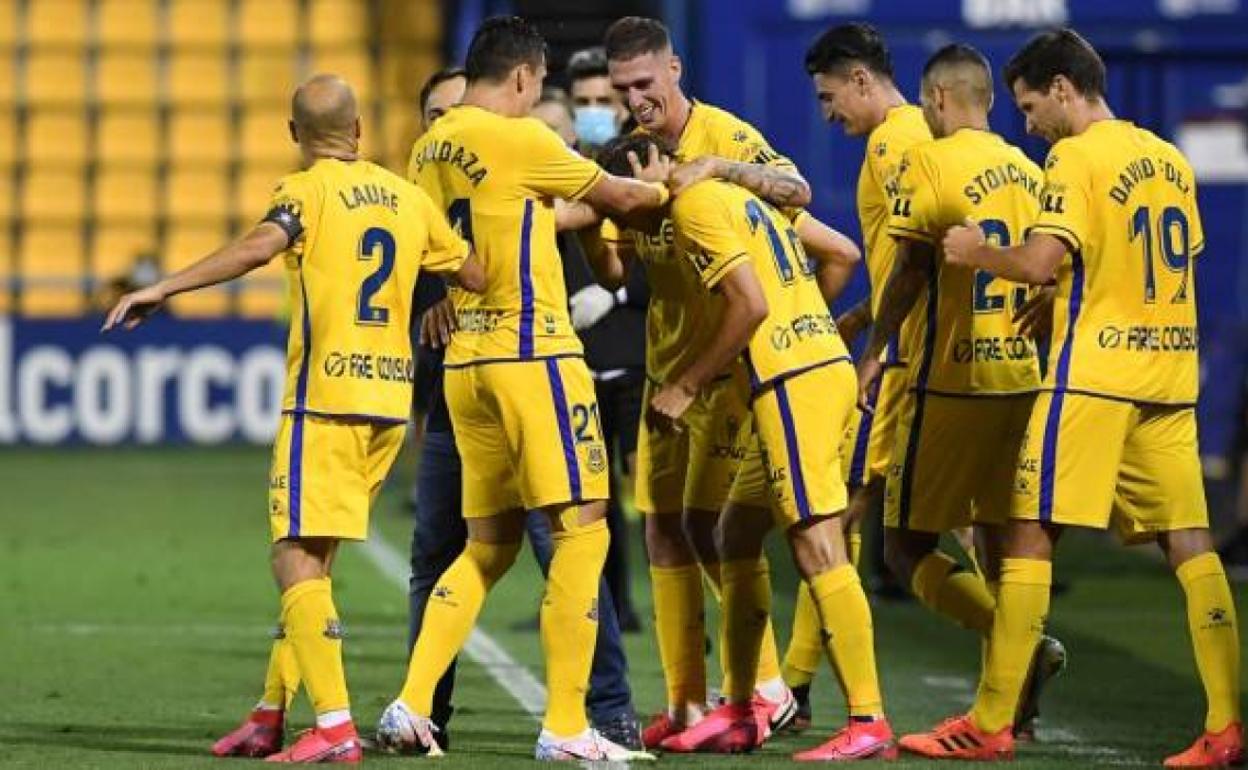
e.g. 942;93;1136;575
812;70;876;137
608;50;683;133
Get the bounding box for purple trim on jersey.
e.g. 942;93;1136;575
545;358;582;501
774;379;812;521
518;199;535;358
1040;252;1085;521
848;384;879;488
898;264;940;529
288;412;305;538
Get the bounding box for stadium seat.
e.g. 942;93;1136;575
0;3;14;50
97;52;158;107
170;109;231;166
23;168;86;221
239;0;299;49
97;109;160;166
0;52;14;108
98;0;160;48
238;261;288;318
168;52;229;107
309;48;374;105
19;225;87;316
168;167;229;221
237;165;289;222
25;50;85;107
381;100;420;168
27;0;88;48
0;108;15;169
26;110;89;167
167;224;230;315
0;171;12;223
94;167;158;222
240;108;297;165
93;222;158;281
309;0;369;46
168;0;229;49
239;51;297;105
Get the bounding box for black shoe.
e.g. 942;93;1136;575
787;683;812;734
593;711;643;751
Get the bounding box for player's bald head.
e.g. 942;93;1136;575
922;44;993;111
291;74;359;137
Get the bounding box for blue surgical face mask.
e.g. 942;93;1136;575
574;105;619;147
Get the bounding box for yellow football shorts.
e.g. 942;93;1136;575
839;366;909;488
268;412;406;542
445;357;610;518
884;392;1034;532
1013;392;1208;543
634;368;753;515
732;361;856;527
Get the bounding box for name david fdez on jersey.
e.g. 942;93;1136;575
321;350;414;383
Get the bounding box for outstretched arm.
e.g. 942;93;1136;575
102;222;288;331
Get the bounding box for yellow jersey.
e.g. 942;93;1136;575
633;101;803;383
408;104;605;366
1031;119;1202;405
857;104;932;365
886;129;1042;396
268;158;469;422
673;179;849;391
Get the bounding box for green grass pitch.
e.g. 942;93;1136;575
2;445;1244;768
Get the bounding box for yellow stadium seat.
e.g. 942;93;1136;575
0;3;15;49
236;165;288;222
168;52;229;107
239;51;297;105
97;52;158;106
25;50;85;107
93;223;158;280
239;0;299;49
27;0;88;48
0;53;15;108
240;108;297;165
238;262;288;318
168;167;229;222
168;0;229;49
26;110;89;167
309;0;368;46
169;109;231;165
98;109;160;166
380;100;420;168
98;0;159;48
0;108;15;168
167;224;230;315
309;48;374;105
23;168;86;221
0;172;12;222
19;225;87;316
94;167;158;222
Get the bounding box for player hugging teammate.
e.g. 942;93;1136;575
105;13;1241;769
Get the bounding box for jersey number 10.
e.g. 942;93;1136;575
744;200;813;285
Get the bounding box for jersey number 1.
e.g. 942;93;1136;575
357;227;396;326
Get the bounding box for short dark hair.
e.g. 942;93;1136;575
567;46;609;82
804;23;893;80
923;43;990;81
596;133;675;177
604;16;670;61
419;67;465;114
464;16;548;83
1002;28;1106;98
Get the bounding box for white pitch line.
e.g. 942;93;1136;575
360;529;547;721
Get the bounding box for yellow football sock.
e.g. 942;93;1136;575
399;540;519;715
1177;552;1242;731
810;565;883;717
260;625;300;709
542;518;610;737
706;560;782;696
911;552;996;636
721;558;772;703
280;578;348;716
972;558;1050;733
848;531;863;570
649;563;707;714
782;583;821;688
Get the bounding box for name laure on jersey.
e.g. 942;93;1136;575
338;183;401;213
412;140;489;186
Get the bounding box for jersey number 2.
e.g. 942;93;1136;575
357;227;396;326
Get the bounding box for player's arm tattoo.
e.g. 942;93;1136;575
719;160;813;208
862;239;935;363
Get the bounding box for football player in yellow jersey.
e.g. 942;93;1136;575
374;17;669;763
856;43;1065;741
903;29;1243;766
596;132;896;760
103;74;484;763
781;21;936;727
598;17;860;745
